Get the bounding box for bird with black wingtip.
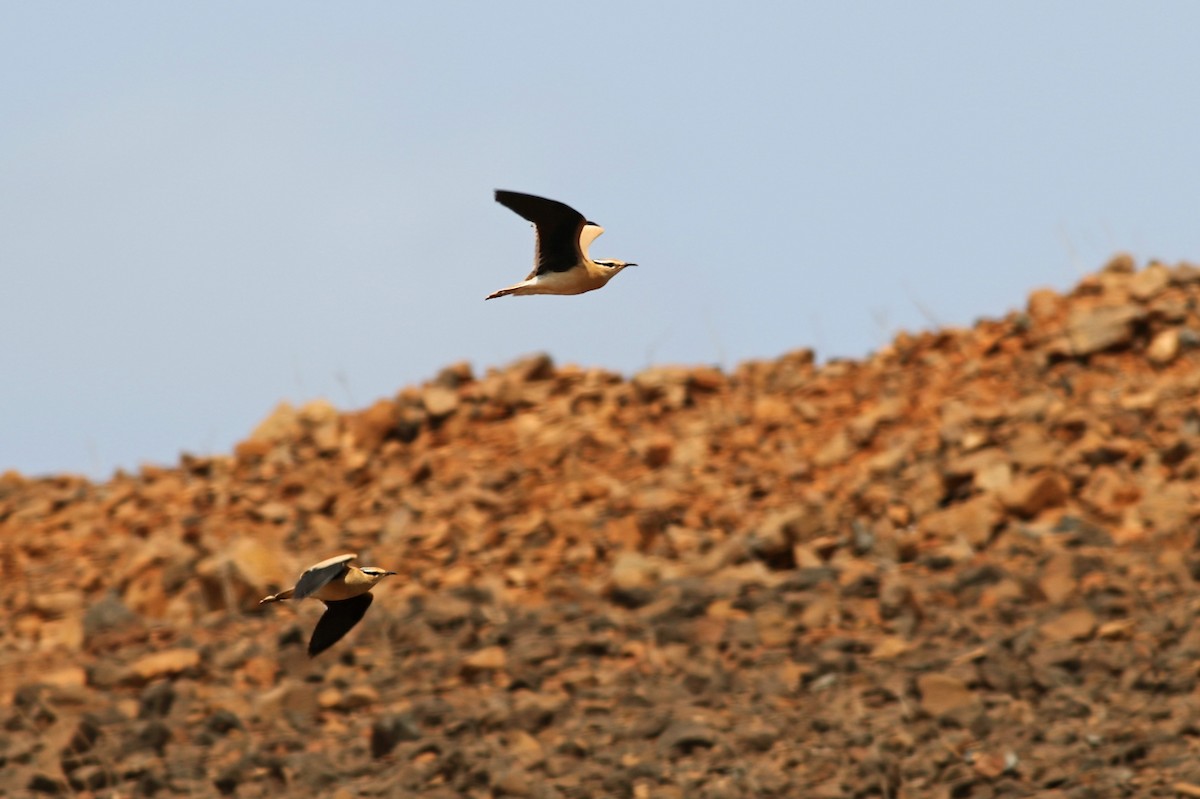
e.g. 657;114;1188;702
487;190;636;299
259;553;396;657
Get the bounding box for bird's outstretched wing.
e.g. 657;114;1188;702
495;190;588;276
293;553;356;601
309;593;374;657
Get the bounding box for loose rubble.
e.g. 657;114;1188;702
5;255;1200;797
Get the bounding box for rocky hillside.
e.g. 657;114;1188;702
5;254;1200;798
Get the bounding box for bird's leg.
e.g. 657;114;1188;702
259;588;295;604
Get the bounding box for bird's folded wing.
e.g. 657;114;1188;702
309;593;374;657
293;553;356;600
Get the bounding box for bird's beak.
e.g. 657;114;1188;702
627;262;638;267
386;571;398;576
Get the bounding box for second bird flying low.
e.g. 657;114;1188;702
486;190;636;300
259;553;395;657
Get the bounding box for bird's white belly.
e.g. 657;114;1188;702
529;269;605;295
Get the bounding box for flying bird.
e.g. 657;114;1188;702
259;553;395;657
486;190;636;299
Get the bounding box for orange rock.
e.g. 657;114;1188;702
1066;304;1144;356
916;673;978;717
422;385;459;419
999;470;1069;518
1147;329;1180;365
1129;263;1171;301
1038;554;1076;605
920;494;1003;548
462;645;507;674
1039;608;1097;642
126;648;201;684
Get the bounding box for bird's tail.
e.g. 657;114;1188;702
259;588;295;604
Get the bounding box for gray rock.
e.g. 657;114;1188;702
138;681;175;719
371;713;421;758
205;709;242;736
82;591;137;638
1066;304;1144;356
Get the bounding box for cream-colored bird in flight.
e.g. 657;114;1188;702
259;553;395;657
486;190;636;299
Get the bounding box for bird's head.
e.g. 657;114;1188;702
359;566;397;585
594;259;636;277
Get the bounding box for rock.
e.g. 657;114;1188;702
82;591;138;638
1147;329;1180;365
62;715;102;758
341;684;378;709
920;495;1003;548
254;500;292;523
38;617;83;650
317;687;343;709
138;681;176;718
1129;264;1170;301
246;401;300;444
1038;555;1076;605
492;768;534;796
607;551;660;608
121;565;170;618
1066;304;1144;356
1007;425;1060;470
205;709;243;736
1102;252;1136;274
31;590;83;618
371;713;421;758
124;648;201;685
347;398;399;449
658;721;720;755
1140;481;1195;534
434;361;473;388
641;436;674;469
40;667;86;689
509;352;555;382
422;385;460;419
239;655;279;688
633;366;692;408
1027;288;1066;323
944;448;1012;494
999;470;1069;518
420;592;474;630
462;645;507;675
130;721;172;754
1077;471;1137;528
813;430;852;467
916;673;978;717
26;772;67;794
506;729;545;769
510;690;566;732
67;765;111;792
736;720;781;752
196;536;291;608
1039;608;1097;642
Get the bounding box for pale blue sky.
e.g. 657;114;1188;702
3;3;1199;477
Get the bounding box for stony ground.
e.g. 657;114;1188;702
6;254;1200;798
